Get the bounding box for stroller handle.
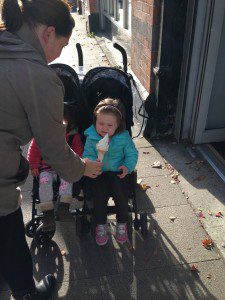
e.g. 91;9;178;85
76;43;83;67
113;43;127;73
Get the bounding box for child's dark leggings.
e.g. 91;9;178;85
87;171;129;224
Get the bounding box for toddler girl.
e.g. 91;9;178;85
83;98;138;245
27;103;83;232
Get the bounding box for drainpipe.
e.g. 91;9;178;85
99;0;105;30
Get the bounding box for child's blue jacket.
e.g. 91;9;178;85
83;125;138;173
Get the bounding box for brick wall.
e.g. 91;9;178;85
87;0;99;13
131;0;161;92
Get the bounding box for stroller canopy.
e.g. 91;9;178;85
81;67;134;133
50;63;81;104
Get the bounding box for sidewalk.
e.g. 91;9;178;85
1;13;225;299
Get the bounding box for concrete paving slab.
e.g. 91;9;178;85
29;223;118;282
132;121;153;149
204;225;225;258
135;176;188;211
100;259;225;300
51;278;102;300
152;139;225;262
136;149;171;178
20;173;33;192
153;205;219;264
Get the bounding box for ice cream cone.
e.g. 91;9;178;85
97;149;107;162
96;134;109;162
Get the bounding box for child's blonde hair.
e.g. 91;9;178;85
93;98;126;134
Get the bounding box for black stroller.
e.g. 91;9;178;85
25;43;148;244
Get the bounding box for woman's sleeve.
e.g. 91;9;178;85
27;139;41;169
15;66;85;183
123;137;138;173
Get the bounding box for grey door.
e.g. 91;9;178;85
192;1;225;144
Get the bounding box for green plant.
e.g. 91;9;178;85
87;32;95;38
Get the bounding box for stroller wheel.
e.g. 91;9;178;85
140;212;148;236
34;226;55;245
25;218;42;238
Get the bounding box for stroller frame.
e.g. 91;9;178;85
25;43;148;245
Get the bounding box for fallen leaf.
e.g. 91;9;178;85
171;171;179;180
61;250;66;256
152;161;162;168
190;265;199;272
215;211;223;218
193;175;205;182
169;216;177;222
143;151;150;154
207;274;212;279
198;212;205;218
155;184;159;187
196;160;204;165
137;178;143;184
202;237;213;249
139;183;150;191
208;210;213;216
170;180;176;184
185;161;194;165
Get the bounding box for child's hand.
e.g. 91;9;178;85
83;158;103;178
118;166;128;179
31;168;39;177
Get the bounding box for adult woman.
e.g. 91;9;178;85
0;0;102;299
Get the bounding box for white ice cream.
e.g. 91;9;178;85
96;134;109;162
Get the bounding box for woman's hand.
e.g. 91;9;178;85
31;168;39;177
83;158;103;178
118;165;128;179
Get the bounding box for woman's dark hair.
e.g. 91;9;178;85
93;98;126;134
1;0;75;36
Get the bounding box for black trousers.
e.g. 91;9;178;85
0;208;35;296
87;172;129;224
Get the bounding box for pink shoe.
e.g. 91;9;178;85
116;223;128;244
95;224;108;246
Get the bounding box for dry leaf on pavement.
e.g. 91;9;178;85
139;183;150;191
137;178;143;184
193;175;206;182
152;161;162;168
215;211;223;218
202;237;213;249
171;171;179;180
190;264;199;272
198;211;205;218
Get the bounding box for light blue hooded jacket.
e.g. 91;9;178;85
83;125;138;173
